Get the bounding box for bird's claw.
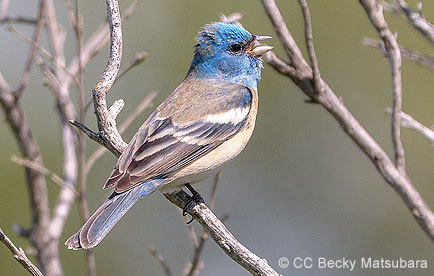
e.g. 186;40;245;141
182;184;205;224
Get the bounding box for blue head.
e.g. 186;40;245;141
187;22;272;90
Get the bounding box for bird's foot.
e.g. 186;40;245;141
183;184;204;224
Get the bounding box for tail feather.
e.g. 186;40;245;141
65;181;163;250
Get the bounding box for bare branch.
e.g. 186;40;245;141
0;75;53;274
298;0;323;93
7;25;80;86
66;0;140;93
90;0;126;155
185;172;221;276
149;246;173;276
11;155;79;197
85;91;157;174
219;13;243;26
13;0;45;98
0;72;11;91
363;37;434;71
260;0;434;242
69;120;105;145
0;228;44;276
107;99;124;119
165;191;280;276
260;0;309;70
209;172;220;211
185;232;206;276
360;0;406;173
0;16;38;24
386;109;434;145
395;0;434;45
44;3;78;275
68;1;97;273
115;50;148;81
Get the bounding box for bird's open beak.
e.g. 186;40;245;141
249;35;273;57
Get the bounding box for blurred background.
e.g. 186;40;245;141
1;0;433;275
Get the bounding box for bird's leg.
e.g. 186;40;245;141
183;183;205;224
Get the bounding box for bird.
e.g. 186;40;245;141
65;22;272;250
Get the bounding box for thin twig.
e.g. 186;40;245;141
219;13;243;26
363;37;434;71
70;120;104;145
67;0;139;93
149;246;173;276
0;16;37;24
7;25;80;85
298;0;323;94
0;47;53;276
44;3;78;273
395;0;434;45
360;0;406;174
84;50;148;113
0;228;44;276
261;0;309;70
165;191;280;276
185;232;206;276
185;172;222;276
386;109;434;145
115;50;148;81
11;155;79;197
13;0;46;99
71;0;97;274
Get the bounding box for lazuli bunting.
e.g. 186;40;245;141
65;22;272;250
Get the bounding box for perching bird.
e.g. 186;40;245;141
65;22;272;250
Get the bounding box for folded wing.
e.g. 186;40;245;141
104;83;253;193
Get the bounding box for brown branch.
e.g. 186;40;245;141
0;228;44;276
260;0;434;242
361;0;406;173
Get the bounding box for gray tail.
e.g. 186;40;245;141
65;182;160;250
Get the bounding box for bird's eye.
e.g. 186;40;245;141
229;43;242;53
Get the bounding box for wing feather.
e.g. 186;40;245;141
104;82;254;193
